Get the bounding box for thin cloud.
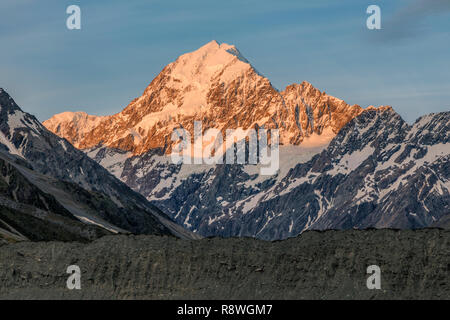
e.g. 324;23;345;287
371;0;450;42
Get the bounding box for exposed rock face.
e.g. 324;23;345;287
44;41;364;154
0;89;196;239
0;229;448;299
281;82;363;144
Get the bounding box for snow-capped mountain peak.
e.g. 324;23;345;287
43;111;107;148
45;41;373;154
169;40;255;85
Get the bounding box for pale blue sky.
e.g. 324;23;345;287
1;0;449;123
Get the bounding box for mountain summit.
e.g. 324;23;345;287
44;41;367;154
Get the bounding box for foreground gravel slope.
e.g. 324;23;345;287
0;229;448;299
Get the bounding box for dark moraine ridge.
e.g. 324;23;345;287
0;229;448;299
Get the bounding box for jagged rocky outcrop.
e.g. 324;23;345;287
0;229;448;299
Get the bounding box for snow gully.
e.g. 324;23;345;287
171;121;280;175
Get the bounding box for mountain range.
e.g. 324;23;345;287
2;40;448;242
